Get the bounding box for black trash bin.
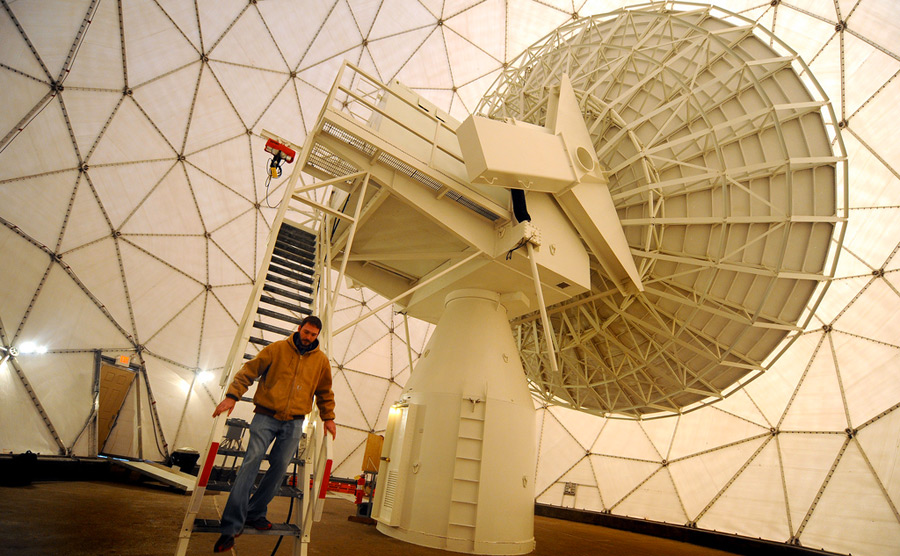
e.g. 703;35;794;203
171;448;200;474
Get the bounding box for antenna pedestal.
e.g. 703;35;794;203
372;289;536;554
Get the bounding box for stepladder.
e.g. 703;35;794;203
174;407;333;556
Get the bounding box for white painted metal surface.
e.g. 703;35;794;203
373;290;535;555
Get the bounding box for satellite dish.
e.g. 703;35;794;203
475;3;847;418
291;4;845;553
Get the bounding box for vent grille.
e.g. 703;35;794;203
383;470;399;509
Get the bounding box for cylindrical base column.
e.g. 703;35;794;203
373;289;536;554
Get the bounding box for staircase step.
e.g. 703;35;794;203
256;307;304;326
260;294;311;314
205;480;303;499
193;518;302;536
253;321;294;337
262;285;312;305
268;263;314;285
274;239;315;259
273;244;314;266
248;337;272;347
266;273;314;294
271;254;314;275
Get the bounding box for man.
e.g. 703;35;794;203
212;315;336;553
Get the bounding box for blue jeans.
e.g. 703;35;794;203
220;413;304;536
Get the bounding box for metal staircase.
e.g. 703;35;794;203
175;131;334;556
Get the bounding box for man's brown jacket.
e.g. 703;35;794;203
226;334;335;421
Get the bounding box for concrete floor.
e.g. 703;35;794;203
0;480;739;556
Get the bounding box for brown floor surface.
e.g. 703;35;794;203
0;481;739;556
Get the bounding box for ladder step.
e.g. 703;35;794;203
205;480;303;498
271;253;313;275
277;225;316;246
243;353;254;360
273;244;315;266
257;307;304;326
260;294;311;314
253;321;294;337
193;518;302;536
266;273;314;294
268;263;314;285
248;337;272;347
263;285;312;305
225;418;250;429
274;239;315;260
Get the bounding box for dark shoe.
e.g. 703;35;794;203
213;534;234;552
245;517;273;531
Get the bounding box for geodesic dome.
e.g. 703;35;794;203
2;2;900;555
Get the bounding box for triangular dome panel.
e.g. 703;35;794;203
185;152;254;231
614;467;688;524
255;80;308;142
669;434;768;521
345;334;392;380
155;0;203;52
745;333;824;426
18;263;133;350
210;10;287;72
780;334;849;432
0;98;78;180
330;371;369;432
62;91;123;161
210;62;290;129
209;209;257;281
63;0;125;90
0;229;54;337
444;26;502;87
0;358;60;454
669;405;768;460
132;62;202;153
778;432;847;536
90;97;176;164
0;70;49;140
800;439;900;554
395;30;453;89
640;416;678;460
12;0;91;81
88;160;173;230
373;383;404;431
140;354;199;448
62;238;135;340
536;407;590;494
831;331;900;427
343;369;392;430
183;67;248;154
195;0;248;54
119;240;204;341
445;0;506;63
126;235;208;284
143;289;204;367
0;9;51;80
709;388;771;428
121;0;200;87
119;165;205;235
507;0;570;60
547;405;605;453
698;439;791;541
857;407;900;512
0;170;76;249
299;1;363;70
257;1;333;70
19;352;94;447
593;416;662;460
833;277;900;348
367;27;435;85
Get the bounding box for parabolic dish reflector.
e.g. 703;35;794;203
476;3;847;417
